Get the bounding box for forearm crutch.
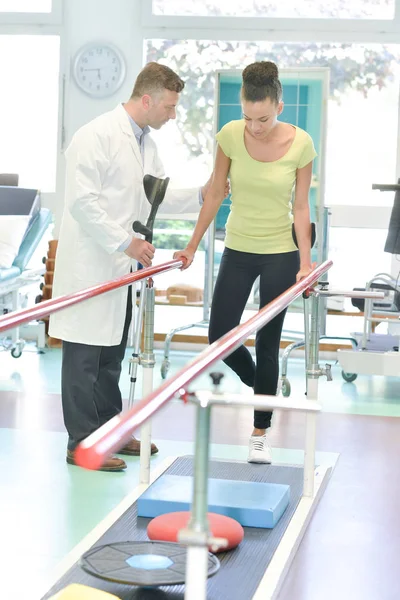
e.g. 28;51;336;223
128;174;169;483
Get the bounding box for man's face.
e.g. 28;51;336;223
145;89;179;130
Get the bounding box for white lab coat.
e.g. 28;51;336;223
49;104;200;346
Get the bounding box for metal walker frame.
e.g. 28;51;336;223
161;207;358;396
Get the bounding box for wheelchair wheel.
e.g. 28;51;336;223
341;370;357;383
161;360;170;380
281;378;291;397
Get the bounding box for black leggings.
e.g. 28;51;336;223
209;248;299;429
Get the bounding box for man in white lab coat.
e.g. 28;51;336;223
50;62;211;471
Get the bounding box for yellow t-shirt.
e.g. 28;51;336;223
215;120;317;254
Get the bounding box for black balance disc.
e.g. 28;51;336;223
80;541;220;587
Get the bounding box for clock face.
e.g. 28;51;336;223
73;44;126;98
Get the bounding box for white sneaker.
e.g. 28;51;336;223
247;434;272;464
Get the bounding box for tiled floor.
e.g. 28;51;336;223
0;345;399;600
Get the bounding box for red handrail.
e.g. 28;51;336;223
0;259;182;334
75;260;333;470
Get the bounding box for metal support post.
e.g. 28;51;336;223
180;373;226;600
303;292;320;498
183;400;212;600
128;279;147;409
303;295;311;395
139;277;156;485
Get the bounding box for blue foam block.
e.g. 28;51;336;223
137;475;290;529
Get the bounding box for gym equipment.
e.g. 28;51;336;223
337;182;400;380
43;458;307;600
377;180;400;255
0;187;52;357
280;211;359;396
147;511;244;552
138;474;290;528
80;541;219;587
0;259;384;599
48;584;119;599
67;261;332;600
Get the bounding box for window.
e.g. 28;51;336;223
146;39;400;298
152;0;395;20
0;0;52;12
328;228;393;291
152;219;207;297
146;40;400;207
0;36;60;192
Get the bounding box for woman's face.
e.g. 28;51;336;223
242;98;283;140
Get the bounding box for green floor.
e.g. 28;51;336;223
2;345;400;417
0;345;399;599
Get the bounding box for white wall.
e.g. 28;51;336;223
54;0;144;234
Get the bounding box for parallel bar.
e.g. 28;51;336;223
315;290;384;299
191;392;321;413
0;259;182;334
75;260;332;470
367;317;400;323
371;183;400;192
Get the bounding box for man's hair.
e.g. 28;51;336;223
131;62;185;98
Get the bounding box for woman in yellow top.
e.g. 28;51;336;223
175;61;317;463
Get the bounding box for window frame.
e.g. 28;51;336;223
141;31;400;280
0;24;65;214
142;0;400;34
0;0;62;25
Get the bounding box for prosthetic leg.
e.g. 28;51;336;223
128;174;169;484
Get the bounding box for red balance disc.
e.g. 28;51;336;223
147;512;244;553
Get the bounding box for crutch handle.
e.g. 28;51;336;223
133;220;152;243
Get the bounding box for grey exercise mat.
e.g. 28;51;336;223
42;457;306;600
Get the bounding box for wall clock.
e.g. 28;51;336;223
73;42;126;98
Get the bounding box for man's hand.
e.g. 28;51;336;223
173;247;195;270
201;176;230;202
124;238;155;267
